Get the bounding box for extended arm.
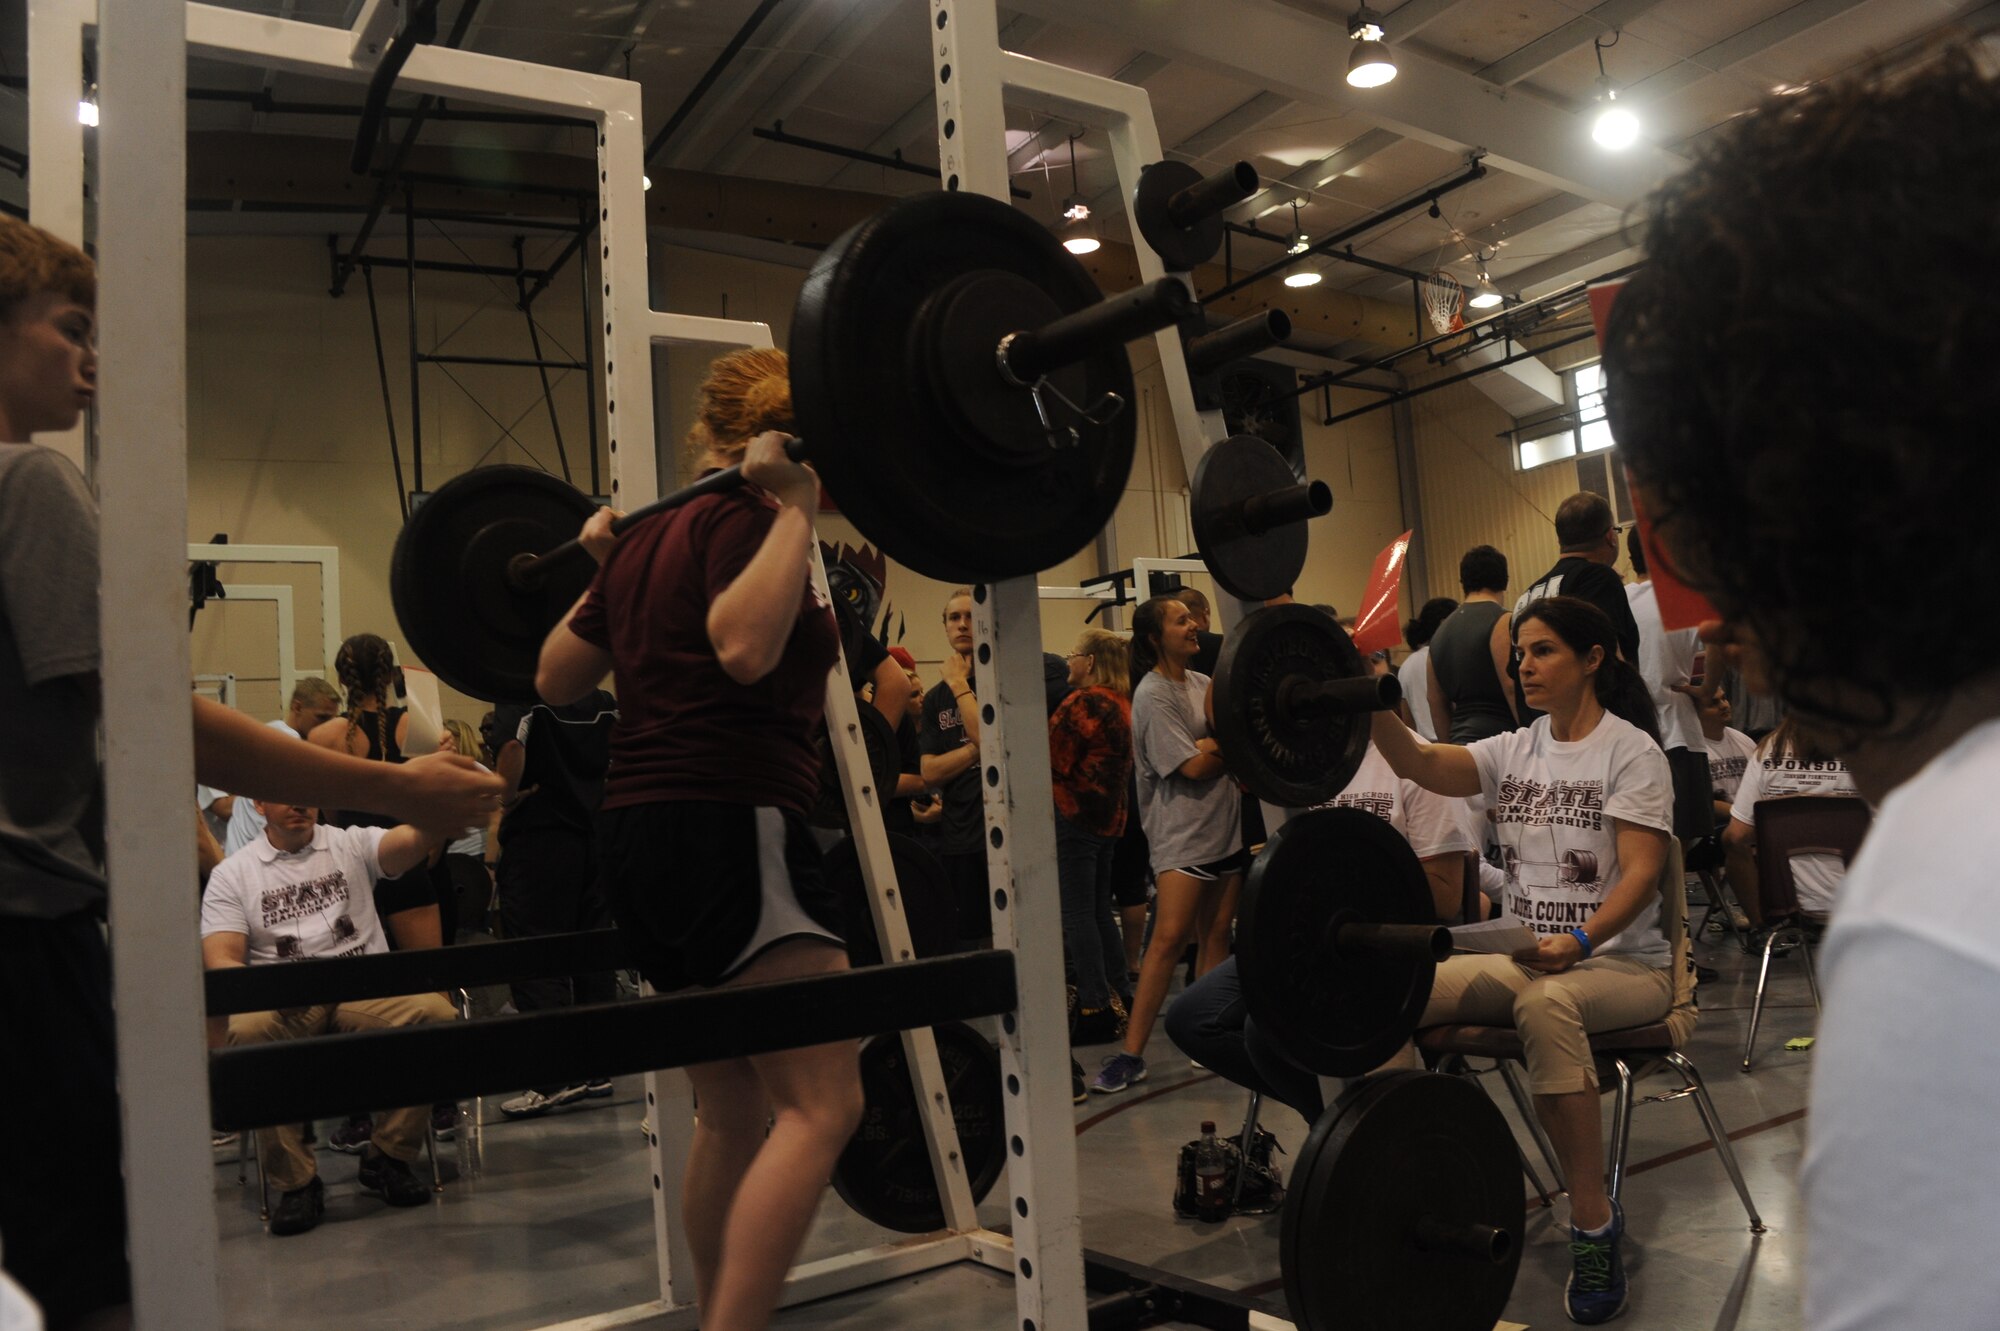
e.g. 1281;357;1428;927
194;696;499;829
1369;711;1482;797
868;655;907;729
378;824;444;878
707;436;821;685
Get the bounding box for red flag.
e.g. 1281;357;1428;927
1350;530;1412;655
1587;279;1722;632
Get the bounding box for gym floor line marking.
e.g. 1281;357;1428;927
1074;1072;1221;1134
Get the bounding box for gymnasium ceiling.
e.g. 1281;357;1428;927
5;0;1996;330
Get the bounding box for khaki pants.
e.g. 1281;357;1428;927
1422;954;1673;1095
227;991;458;1191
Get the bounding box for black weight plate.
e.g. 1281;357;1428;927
809;702;903;830
1281;1071;1524;1331
1133;159;1226;271
1191;434;1314;603
791;191;1136;584
826;832;956;968
1239;807;1438;1077
390;465;598;704
1212;604;1372;808
832;1021;1007;1234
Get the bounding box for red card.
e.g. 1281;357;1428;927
1587;280;1721;632
1350;530;1412;655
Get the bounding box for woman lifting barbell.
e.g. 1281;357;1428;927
1371;595;1673;1326
534;347;863;1331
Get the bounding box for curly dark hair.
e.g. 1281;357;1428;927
333;633;397;711
1604;45;2000;742
1458;545;1508;594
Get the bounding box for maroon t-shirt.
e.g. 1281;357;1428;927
569;484;839;814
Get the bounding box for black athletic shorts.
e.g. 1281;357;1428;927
599;801;845;992
1163;847;1251;882
0;912;131;1325
1110;824;1152;908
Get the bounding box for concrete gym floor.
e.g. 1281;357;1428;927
213;921;1816;1329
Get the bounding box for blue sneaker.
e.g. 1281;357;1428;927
1090;1051;1148;1095
1565;1200;1628;1324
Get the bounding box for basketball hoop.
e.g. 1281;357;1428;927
1422;269;1465;335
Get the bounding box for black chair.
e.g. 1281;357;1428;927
1741;795;1870;1071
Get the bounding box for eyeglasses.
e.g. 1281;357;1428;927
1066;651;1091;661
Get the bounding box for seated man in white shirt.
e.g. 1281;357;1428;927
200;800;456;1236
221;676;343;857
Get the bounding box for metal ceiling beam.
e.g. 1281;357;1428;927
704;0;908;174
1227;126;1403;222
1624;0;1873;103
1345;189;1592;297
1503;227;1643;297
1008;51;1170;176
1005;0;1684;205
660;0;867;168
1382;0;1478;41
1176;90;1292;161
1474;0;1665;87
826;13;1045;186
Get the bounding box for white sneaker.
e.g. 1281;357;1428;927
500;1085;589;1119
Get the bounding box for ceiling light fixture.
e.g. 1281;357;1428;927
642;174;653;191
1284;270;1323;288
1591;33;1640;151
1061;133;1091;222
1466;252;1503;309
1060;134;1100;253
1287;201;1309;256
1346;5;1397;89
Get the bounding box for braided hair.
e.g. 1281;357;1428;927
332;633;397;742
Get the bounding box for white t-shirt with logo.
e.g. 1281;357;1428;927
1398;647;1438;742
1468;711;1673;963
1704;727;1758;805
1729;746;1859;916
1626;580;1702;752
1313;741;1476;861
201;823;391;965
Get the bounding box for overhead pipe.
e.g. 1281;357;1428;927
1204;160;1487;302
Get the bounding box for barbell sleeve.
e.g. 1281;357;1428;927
1412;1216;1515;1264
508;437;812;591
1166;160;1260;228
1280;673;1402;721
1186;309;1292;375
1334;922;1452;964
1240;478;1332;535
1001;278;1195;384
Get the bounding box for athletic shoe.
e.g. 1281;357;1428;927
327;1114;373;1154
1090;1052;1147;1095
268;1176;325;1237
582;1079;615;1099
1565;1200;1629;1324
431;1103;461;1140
1071;1060;1088;1105
357;1148;430;1207
500;1085;589;1119
211;1130;236;1151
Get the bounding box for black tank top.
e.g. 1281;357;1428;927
333;707;406;829
1428;602;1515;743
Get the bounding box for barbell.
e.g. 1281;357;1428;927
393;191;1192;704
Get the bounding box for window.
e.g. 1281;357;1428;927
1511;361;1614;471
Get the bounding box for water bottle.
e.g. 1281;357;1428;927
1195;1120;1229;1222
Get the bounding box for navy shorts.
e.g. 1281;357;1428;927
599;801;845;992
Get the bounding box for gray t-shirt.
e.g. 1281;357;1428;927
0;443;104;918
1131;669;1240;873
